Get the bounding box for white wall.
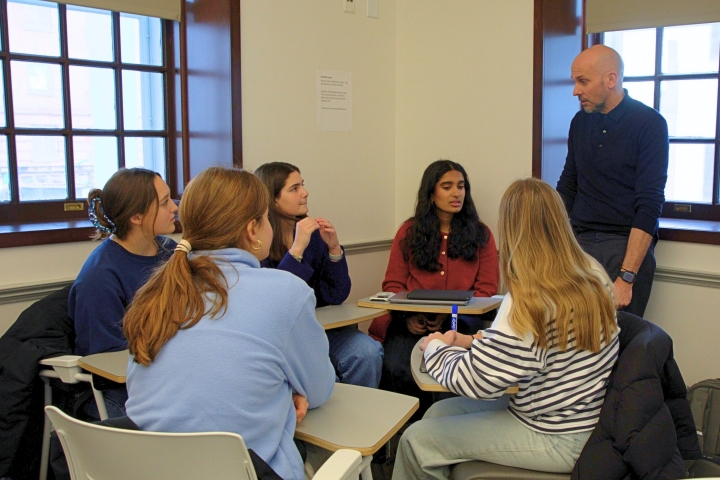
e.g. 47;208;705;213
646;241;720;385
240;0;397;245
395;1;534;234
0;241;101;334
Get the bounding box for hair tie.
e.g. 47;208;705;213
88;197;117;234
175;239;192;254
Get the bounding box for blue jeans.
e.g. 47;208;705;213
576;231;657;318
393;396;591;479
83;386;128;421
326;326;383;388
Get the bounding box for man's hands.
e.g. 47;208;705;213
613;227;651;310
292;393;309;425
613;277;633;309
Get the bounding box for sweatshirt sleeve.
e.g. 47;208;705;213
424;295;542;399
382;222;411;293
275;252;315;284
71;269;128;355
274;232;351;306
282;290;335;409
473;228;499;297
311;246;351;306
424;333;542;400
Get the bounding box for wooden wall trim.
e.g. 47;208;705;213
231;0;243;168
532;0;544;178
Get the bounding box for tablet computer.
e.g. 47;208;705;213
389;290;472;306
408;289;473;302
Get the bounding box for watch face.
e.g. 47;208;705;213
621;271;636;283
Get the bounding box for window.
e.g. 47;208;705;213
603;23;720;221
0;0;175;227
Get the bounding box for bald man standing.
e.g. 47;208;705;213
557;45;668;318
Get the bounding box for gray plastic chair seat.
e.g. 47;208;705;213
451;460;571;480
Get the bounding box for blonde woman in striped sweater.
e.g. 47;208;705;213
392;178;619;479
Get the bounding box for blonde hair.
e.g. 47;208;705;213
123;167;270;366
498;178;616;352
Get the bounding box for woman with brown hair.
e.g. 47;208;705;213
68;168;177;418
123;167;335;480
254;162;382;388
392;178;619;479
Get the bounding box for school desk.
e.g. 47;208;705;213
77;350;128;383
295;383;418;480
357;295;502;315
410;338;519;395
315;302;388;330
76;303;386;384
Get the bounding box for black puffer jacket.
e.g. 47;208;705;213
572;312;701;479
0;286;76;480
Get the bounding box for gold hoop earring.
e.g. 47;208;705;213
251;239;262;250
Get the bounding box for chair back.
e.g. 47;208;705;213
45;406;257;480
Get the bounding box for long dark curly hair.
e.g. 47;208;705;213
402;160;488;272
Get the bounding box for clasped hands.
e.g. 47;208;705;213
289;217;343;258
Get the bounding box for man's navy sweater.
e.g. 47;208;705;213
557;91;669;236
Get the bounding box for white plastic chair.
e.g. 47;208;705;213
45;406;363;480
38;355;108;480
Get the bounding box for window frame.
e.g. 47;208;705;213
0;0;178;240
599;26;720;222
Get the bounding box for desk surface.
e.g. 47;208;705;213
410;339;519;395
78;304;384;383
315;303;388;330
357;295;501;315
77;350;128;383
295;383;418;456
79;356;418;457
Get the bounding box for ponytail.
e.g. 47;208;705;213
124;243;228;366
122;167;270;366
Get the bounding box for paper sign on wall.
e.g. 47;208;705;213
317;70;352;131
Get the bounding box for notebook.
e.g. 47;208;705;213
388;290;473;306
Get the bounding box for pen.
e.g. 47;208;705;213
451;304;458;331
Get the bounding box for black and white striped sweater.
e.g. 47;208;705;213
425;287;619;434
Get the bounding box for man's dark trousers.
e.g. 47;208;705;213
576;231;656;318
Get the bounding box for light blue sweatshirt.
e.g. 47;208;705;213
125;248;335;480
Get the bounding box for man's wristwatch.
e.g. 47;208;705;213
619;270;637;284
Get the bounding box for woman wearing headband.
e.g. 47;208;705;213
68;168;177;418
124;167;335;480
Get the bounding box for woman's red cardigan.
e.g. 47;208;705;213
369;220;499;342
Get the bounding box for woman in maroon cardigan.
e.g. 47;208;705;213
374;159;499;416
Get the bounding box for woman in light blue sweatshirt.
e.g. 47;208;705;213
123;167;335;480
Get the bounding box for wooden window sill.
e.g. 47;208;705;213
0;221;182;249
659;218;720;246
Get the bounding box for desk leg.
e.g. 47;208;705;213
91;386;109;420
76;373;109;420
39;378;52;480
359;455;372;480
